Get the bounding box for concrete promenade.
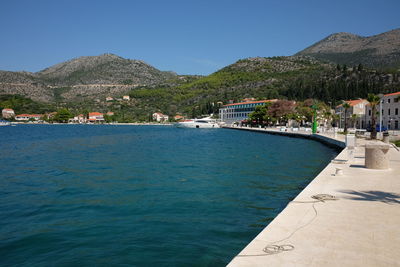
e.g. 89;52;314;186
225;126;400;267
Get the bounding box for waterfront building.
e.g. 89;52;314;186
88;112;104;123
15;114;43;121
2;108;15;119
123;95;130;101
219;99;277;125
335;99;369;129
174;115;184;121
365;91;400;130
152;112;169;122
69;114;87;124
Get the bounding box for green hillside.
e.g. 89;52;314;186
125;56;400;119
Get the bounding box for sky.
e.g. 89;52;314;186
0;0;399;75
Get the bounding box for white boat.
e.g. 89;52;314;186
0;120;11;126
175;117;220;128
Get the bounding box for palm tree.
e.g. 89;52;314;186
342;102;351;133
351;114;359;128
367;93;381;139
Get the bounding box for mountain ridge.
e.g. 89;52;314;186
0;53;176;102
296;28;400;69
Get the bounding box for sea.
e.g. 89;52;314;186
0;125;337;266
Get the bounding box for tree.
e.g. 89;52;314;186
367;94;381;139
267;100;296;125
342;102;351;133
54;108;72;123
248;105;268;126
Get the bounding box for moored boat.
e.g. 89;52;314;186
0;120;11;126
175;117;220;128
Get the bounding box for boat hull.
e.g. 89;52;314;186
175;122;220;128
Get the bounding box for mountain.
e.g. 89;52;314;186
0;53;176;102
127;56;400;118
296;28;400;69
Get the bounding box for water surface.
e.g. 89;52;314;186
0;125;337;266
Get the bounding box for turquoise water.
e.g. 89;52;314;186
0;125;337;266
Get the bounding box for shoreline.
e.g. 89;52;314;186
225;126;400;266
8;122;174;126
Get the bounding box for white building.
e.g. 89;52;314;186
2;108;15;119
219;99;277;125
69;114;86;124
152;112;169;122
88;112;104;123
15;114;42;121
365;91;400;130
123;95;130;101
335;99;369;129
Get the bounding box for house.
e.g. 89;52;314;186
15;114;43;121
365;91;400;130
335;99;369;129
106;112;114;116
174;115;184;121
88;112;104;123
106;97;114;102
152;112;169;122
2;108;15;119
69;114;86;124
123;95;130;101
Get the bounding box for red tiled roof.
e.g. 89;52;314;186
385;91;400;96
16;114;42;118
223;99;277;107
336;99;366;108
2;108;14;111
89;112;103;116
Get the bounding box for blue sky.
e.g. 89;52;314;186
0;0;399;75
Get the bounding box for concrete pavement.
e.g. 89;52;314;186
225;127;400;267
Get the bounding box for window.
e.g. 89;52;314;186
395;98;399;103
388;99;391;103
396;108;399;115
388;109;391;115
368;110;371;116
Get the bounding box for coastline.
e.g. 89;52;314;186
225;126;400;266
8;122;174;126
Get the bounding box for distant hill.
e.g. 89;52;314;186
0;53;176;102
127;56;400;117
296;28;400;69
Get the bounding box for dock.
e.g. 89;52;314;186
225;126;400;267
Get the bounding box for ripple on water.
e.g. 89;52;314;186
0;125;337;266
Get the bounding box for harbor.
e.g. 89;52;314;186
225;126;400;266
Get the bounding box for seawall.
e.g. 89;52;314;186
224;126;345;150
224;126;400;267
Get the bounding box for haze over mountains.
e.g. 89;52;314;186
0;28;399;109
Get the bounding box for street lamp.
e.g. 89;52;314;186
378;94;384;133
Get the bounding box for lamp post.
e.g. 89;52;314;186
378;94;384;133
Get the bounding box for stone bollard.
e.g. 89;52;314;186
365;142;391;169
346;134;356;149
382;132;390;143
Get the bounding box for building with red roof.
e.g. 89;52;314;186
365;91;400;130
88;112;104;123
335;99;369;129
152;112;169;122
2;108;15;119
